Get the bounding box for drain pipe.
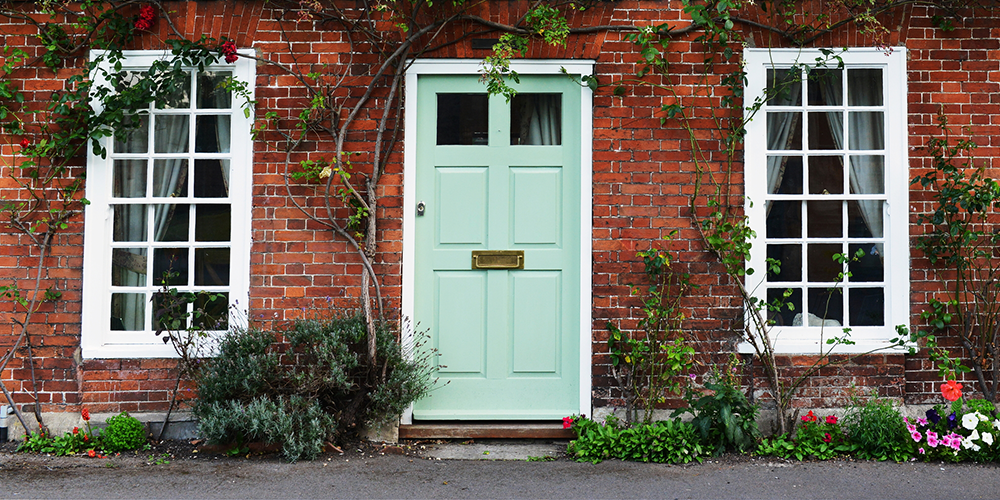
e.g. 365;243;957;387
0;405;10;442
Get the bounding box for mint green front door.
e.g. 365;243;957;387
412;74;581;420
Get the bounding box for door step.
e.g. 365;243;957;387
399;422;573;439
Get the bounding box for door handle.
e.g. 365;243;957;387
471;250;524;270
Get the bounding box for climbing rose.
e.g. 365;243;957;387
825;415;837;424
562;416;573;429
81;407;90;421
221;41;238;63
19;137;29;148
134;5;155;31
941;380;963;402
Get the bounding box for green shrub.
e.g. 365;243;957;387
677;362;760;455
195;313;433;461
101;412;147;452
567;416;710;464
844;395;912;461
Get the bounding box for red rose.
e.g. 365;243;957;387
134;5;155;31
221;40;238;63
19;138;29;148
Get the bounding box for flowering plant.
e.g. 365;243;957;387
220;40;239;64
134;5;155;31
792;411;851;460
908;399;1000;462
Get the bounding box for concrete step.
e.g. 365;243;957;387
399;422;573;439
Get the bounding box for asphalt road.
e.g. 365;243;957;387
2;451;998;500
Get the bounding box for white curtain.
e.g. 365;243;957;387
518;94;561;145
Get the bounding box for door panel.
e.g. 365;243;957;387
413;74;580;420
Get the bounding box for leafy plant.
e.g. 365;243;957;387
566;416;710;464
677;357;760;454
843;394;912;462
100;411;148;453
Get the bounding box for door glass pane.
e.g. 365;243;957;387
848;112;884;149
113;159;147;198
196;115;231;153
808;287;843;325
807;243;842;282
153;204;189;242
807;69;843;106
195;204;231;241
807;200;842;237
111;248;147;286
156;72;192;109
113;205;147;242
808;112;843;150
437;94;488;145
114;115;149;153
766;69;801;106
848;69;883;106
849;288;884;326
154;115;190;153
195;248;230;286
767;287;801;326
194;159;230;197
766;244;801;281
153;248;188;285
111;293;145;331
766;200;801;238
510;93;561;145
197;71;233;109
767;112;802;150
808;156;844;194
849;156;884;194
767;156;802;194
849;243;884;282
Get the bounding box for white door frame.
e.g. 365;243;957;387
401;59;594;423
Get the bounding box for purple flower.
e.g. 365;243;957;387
927;409;940;424
948;413;957;429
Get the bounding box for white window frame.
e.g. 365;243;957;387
81;50;254;358
743;48;908;353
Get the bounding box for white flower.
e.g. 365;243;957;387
983;432;994;446
962;413;980;430
319;166;333;179
970;429;980;441
994;419;1000;430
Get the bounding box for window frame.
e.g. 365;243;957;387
81;50;254;359
742;48;909;353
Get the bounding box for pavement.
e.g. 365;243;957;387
2;440;999;499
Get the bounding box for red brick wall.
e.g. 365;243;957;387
0;0;996;416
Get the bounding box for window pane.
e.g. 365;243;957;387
848;112;884;149
766;200;801;238
195;248;230;286
153;247;188;285
766;244;801;281
848;156;884;194
807;287;843;326
766;112;802;150
807;200;842;237
152;292;188;331
848;200;883;238
849;288;884;326
766;69;801;106
767;156;802;194
153;159;189;198
849;243;884;282
111;248;147;286
437;94;488;145
848;69;883;106
807;69;843;106
808;156;844;194
154;115;190;153
113;159;147;198
808;112;843;150
153;204;189;242
113;205;147;242
111;293;145;331
197;71;233;109
195;204;231;242
196;115;231;153
156;72;191;109
194;159;230;197
767;287;801;327
510;93;561;145
807;243;842;282
114;115;149;153
194;292;229;330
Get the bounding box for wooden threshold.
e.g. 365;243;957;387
399;422;573;439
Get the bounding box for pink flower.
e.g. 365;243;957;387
926;431;939;448
917;417;928;426
825;415;837;424
562;416;573;429
911;430;922;442
918;447;925;455
906;423;916;433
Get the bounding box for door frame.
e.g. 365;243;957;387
401;59;594;424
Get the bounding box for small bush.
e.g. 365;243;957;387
198;395;335;462
101;412;147;452
678;361;760;455
567;416;710;464
757;411;851;460
844;395;912;461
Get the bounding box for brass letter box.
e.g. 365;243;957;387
471;250;524;270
